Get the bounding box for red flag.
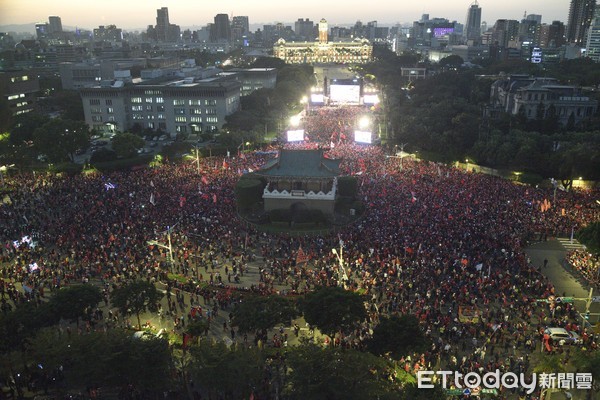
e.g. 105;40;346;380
222;160;229;169
296;246;309;265
179;196;186;208
183;333;191;350
201;176;208;185
212;194;217;204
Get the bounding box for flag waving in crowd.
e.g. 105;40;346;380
296;246;309;265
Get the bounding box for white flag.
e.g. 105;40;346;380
150;193;155;205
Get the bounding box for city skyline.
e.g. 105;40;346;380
0;0;570;32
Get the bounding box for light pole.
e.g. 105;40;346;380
148;224;177;272
331;240;349;288
192;146;201;174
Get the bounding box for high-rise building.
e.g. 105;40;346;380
537;21;566;48
295;18;314;40
35;23;49;40
231;16;249;43
48;16;63;34
492;19;519;48
566;0;596;45
318;18;328;43
0;70;40;116
586;5;600;60
465;1;482;44
211;14;231;42
155;7;170;42
526;14;542;24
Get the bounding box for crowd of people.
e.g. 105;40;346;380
1;106;600;398
567;249;600;286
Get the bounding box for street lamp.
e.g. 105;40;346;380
147;224;177;272
331;240;349;288
358;116;370;130
290;115;301;128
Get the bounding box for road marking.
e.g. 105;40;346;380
557;238;586;251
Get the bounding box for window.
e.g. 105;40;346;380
157;105;165;112
156;97;164;103
159;122;166;130
131;97;142;103
204;99;217;106
132;105;143;111
89;99;101;105
158;114;165;120
174;108;185;115
206;117;218;123
145;98;153;103
146;105;153;111
173;99;185;106
189;99;202;106
205;108;217;115
91;107;101;114
132;114;143;120
190;116;202;123
190;108;202;115
108;116;115;122
105;99;113;105
92;115;102;122
148;122;155;129
176;126;187;133
107;107;114;114
175;116;187;123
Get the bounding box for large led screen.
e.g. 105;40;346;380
287;129;305;142
329;84;360;104
354;130;372;144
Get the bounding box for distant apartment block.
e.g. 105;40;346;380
80;75;240;136
0;70;40;116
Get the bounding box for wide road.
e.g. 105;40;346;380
526;237;600;325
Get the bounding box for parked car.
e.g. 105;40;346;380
158;134;168;141
544;327;582;345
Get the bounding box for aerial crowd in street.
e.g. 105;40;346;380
1;107;600;398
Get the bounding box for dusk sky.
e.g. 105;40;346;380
0;0;569;30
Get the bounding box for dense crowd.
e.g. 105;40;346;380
1;106;600;398
567;250;600;286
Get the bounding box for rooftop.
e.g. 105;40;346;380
257;149;341;178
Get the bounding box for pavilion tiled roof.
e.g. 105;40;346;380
256;149;341;178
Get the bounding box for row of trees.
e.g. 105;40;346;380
359;47;600;182
1;283;434;398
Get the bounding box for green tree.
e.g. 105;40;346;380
49;284;102;327
576;221;600;254
533;354;566;373
186;319;210;340
111;280;164;329
367;315;430;360
232;295;299;333
189;341;266;399
439;55;464;69
33;118;90;162
300;286;366;338
111;132;145;158
285;344;397;400
235;176;265;213
27;329;172;392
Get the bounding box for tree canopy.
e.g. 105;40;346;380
110;280;163;329
300;286;366;338
232;294;299;333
